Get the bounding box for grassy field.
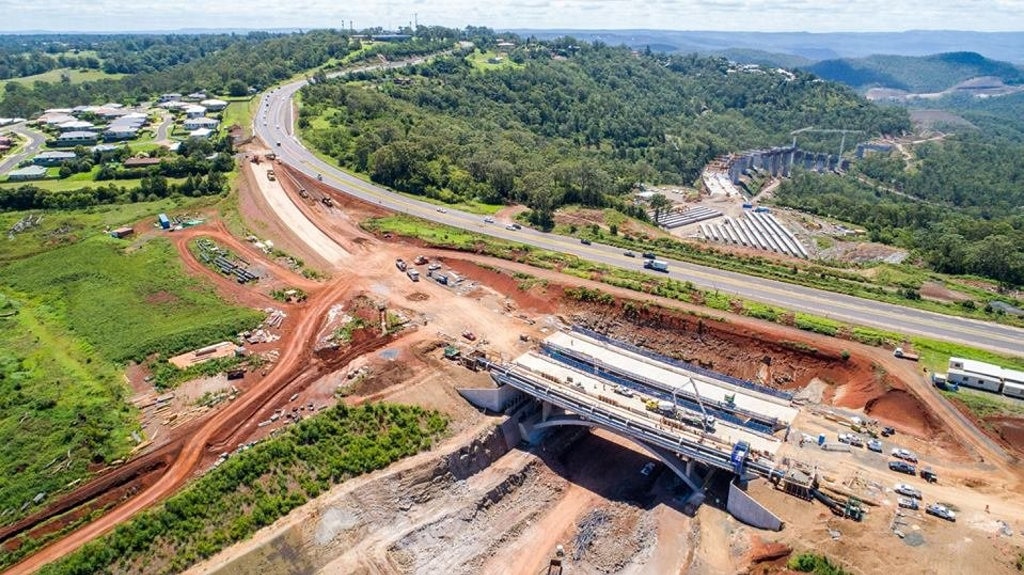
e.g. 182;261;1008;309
942;389;1024;421
912;338;1024;374
1;235;264;363
221;98;257;139
0;197;217;262
466;50;524;72
0;292;140;527
0;68;125;96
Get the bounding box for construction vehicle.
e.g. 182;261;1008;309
321;196;334;207
645;399;676;415
893;347;919;361
266;170;276;181
395;258;407;272
298;188;309;199
413;255;428;265
407;269;420;282
462;330;476;341
643;259;669;272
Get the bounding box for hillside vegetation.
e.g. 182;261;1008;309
300;41;908;227
805;52;1024;92
774;133;1024;286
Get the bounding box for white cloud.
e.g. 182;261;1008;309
0;0;1021;32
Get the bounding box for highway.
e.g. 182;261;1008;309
255;78;1024;358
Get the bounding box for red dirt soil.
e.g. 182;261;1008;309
864;389;942;436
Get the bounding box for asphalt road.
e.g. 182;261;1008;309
0;122;46;175
255;78;1024;358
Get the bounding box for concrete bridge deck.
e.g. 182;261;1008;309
490;362;778;478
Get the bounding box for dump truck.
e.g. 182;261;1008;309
893;347;919;361
643;259;669;272
395;258;407;272
407;269;420;282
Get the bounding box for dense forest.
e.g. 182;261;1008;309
300;41;909;227
774;133;1024;286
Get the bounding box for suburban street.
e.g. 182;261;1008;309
255;78;1024;358
0;122;46;175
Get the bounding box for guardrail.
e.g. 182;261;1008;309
570;327;793;401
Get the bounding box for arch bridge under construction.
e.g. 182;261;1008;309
459;327;814;530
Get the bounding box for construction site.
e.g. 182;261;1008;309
6;142;1024;575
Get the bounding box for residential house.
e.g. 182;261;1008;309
7;165;47;181
183;105;207;119
188;127;214;139
58;120;96;132
104;126;139;141
33;151;76;166
54;131;99;147
200;99;228;111
159;93;182;103
183;117;218;131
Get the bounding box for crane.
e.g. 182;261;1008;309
789;127;865;159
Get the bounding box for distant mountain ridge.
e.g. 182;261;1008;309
508;29;1024;64
803;52;1024;93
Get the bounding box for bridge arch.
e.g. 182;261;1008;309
533;414;703;494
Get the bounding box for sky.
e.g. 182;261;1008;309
0;0;1022;33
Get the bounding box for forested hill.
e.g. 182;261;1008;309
804;52;1024;93
300;42;908;224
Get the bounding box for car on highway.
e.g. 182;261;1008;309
889;460;916;475
926;503;956;522
505;223;521;230
894;483;922;499
623;251;636;257
436;207;447;213
483;216;495;224
867;439;883;452
580;238;592;245
642;252;656;259
897;497;919;510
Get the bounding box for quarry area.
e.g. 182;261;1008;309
9;148;1024;575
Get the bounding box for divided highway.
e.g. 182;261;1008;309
255;78;1024;358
